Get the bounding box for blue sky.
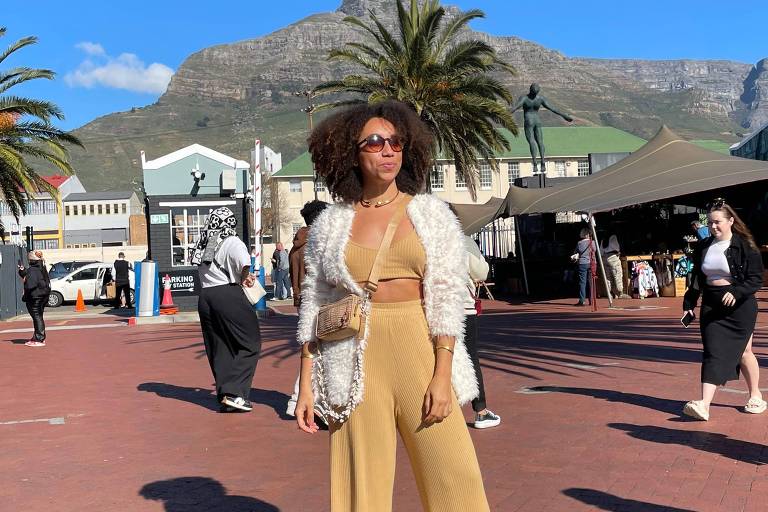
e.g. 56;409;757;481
4;0;767;130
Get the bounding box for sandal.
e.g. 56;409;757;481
683;400;709;421
744;397;767;414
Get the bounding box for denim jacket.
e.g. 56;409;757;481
682;234;764;311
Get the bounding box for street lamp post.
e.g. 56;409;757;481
295;89;318;200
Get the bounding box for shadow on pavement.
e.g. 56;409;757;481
608;423;768;465
562;488;695;511
10;338;29;344
137;382;292;419
140;476;280;511
529;386;684;415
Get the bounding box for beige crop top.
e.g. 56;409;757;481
345;230;426;283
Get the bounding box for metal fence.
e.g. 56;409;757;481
474;217;516;259
0;245;27;320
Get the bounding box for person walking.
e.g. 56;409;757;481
192;207;262;413
463;235;501;429
682;199;765;421
572;227;594;306
286;200;329;420
112;252;133;308
294;100;489;512
18;250;51;347
601;233;627;299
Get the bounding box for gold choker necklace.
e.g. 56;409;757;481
361;191;399;208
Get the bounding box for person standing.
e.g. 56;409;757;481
18;250;51;347
463;235;501;429
271;242;290;300
692;220;710;241
572;228;594;306
295;100;488;511
112;252;133;308
192;207;262;412
601;233;626;299
682;199;765;421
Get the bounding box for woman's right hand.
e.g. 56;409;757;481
295;391;319;434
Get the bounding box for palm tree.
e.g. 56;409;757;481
0;27;82;230
313;0;518;198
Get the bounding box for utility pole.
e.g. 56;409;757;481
295;89;318;200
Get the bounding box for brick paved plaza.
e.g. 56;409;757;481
2;296;768;511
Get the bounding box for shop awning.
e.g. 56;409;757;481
450;197;507;235
502;125;768;216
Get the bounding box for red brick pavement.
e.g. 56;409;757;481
2;294;768;511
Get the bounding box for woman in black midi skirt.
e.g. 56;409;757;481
682;200;765;421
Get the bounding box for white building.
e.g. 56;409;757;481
0;175;85;249
63;191;144;247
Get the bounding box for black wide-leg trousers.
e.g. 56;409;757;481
464;314;487;413
198;284;262;401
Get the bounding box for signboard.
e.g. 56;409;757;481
158;269;200;296
150;214;169;225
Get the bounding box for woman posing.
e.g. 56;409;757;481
294;101;488;512
682;200;765;421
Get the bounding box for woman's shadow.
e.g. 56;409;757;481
137;382;293;420
140;476;280;511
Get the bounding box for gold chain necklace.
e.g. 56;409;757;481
361;190;399;208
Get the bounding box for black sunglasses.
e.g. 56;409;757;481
708;198;726;209
357;134;405;153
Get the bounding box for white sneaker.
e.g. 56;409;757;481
474;410;501;429
683;400;709;421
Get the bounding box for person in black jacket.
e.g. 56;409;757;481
682;199;765;421
112;252;133;308
18;250;51;347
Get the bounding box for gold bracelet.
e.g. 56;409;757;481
301;353;316;360
435;345;454;355
301;341;319;359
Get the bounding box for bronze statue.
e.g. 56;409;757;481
511;83;573;175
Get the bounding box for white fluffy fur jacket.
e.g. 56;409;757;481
297;193;479;422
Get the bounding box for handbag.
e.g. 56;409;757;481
242;281;267;305
315;196;412;342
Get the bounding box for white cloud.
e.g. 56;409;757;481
65;44;174;94
75;42;106;57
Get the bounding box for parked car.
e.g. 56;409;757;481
48;260;98;280
48;262;135;308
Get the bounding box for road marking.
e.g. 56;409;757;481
720;387;768;395
564;363;598;370
516;386;558;394
0;417;65;426
0;323;126;334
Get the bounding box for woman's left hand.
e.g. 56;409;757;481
722;291;736;307
242;274;256;288
422;376;453;426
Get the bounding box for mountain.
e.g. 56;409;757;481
68;0;767;192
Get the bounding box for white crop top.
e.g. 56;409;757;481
701;239;732;282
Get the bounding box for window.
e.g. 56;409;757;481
25;200;56;215
80;205;86;215
507;162;520;185
170;207;213;267
105;204;111;214
555;161;566;177
289;179;302;193
292;223;303;238
90;205;95;215
98;204;103;215
65;205;71;216
113;203;119;214
478;161;493;190
455;169;467;190
578;160;590;177
122;203;127;214
73;205;78;216
71;267;98;281
314;179;326;192
429;165;444;191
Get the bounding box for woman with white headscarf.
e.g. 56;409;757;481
18;250;51;347
193;207;262;412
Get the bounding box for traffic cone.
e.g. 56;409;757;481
159;274;178;315
75;289;87;312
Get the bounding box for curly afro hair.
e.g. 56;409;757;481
307;100;435;203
